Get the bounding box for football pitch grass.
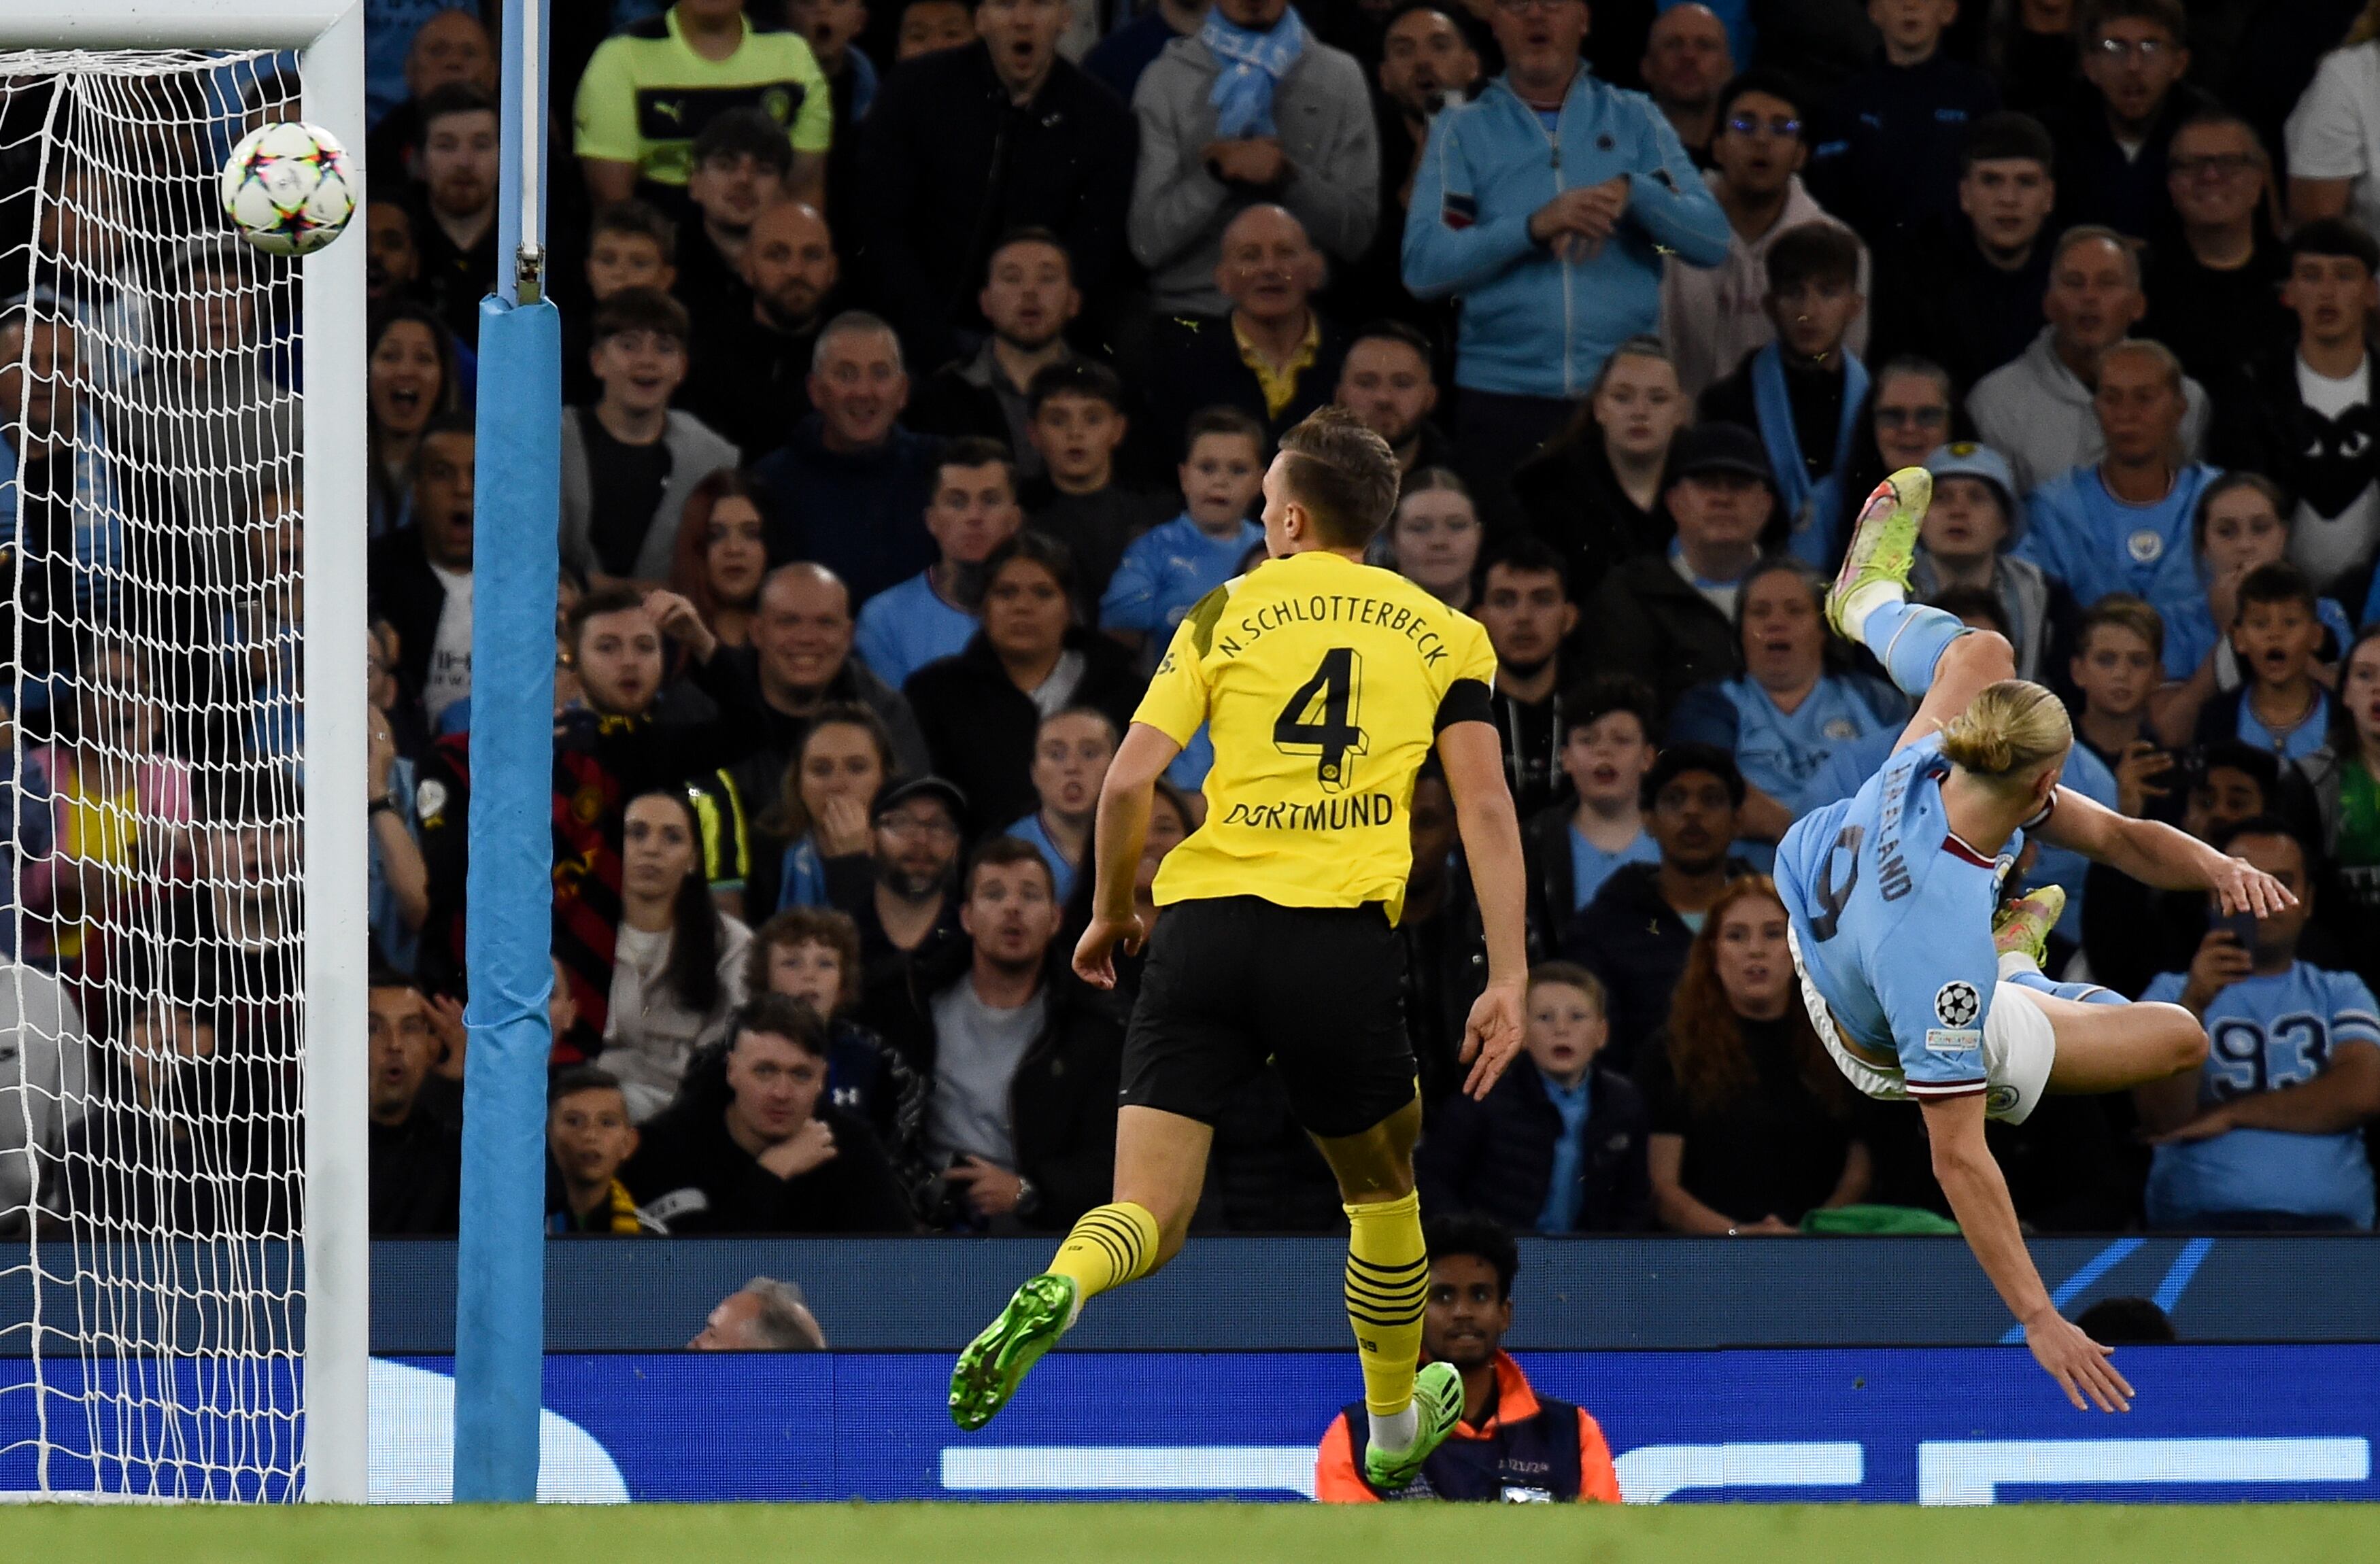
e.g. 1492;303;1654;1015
10;1502;2379;1563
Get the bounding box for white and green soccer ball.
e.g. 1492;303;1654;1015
221;120;357;256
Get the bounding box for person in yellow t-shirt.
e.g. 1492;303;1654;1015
949;406;1530;1493
574;0;832;208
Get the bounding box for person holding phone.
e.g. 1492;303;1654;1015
2137;821;2380;1231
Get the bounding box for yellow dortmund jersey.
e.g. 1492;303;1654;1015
1135;549;1498;924
573;11;832;187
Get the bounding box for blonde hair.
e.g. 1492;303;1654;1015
1939;679;2073;782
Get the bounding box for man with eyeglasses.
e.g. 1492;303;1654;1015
1405;0;1728;528
1660;67;1869;401
829;775;969;980
2141;110;2294;409
2052;0;2212;241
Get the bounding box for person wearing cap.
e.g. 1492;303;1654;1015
1557;743;1755;1070
1583;422;1775;717
861;836;1125;1234
1910;439;2067;682
843;774;969;989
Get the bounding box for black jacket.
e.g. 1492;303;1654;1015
2213;346;2380;604
1581;551;1742;719
854;43;1138;367
1870;216;2050;395
1519;802;1582;950
904;629;1145;828
369;1107;460;1236
365;528;458;714
1510;432;1672;602
2051;81;2217;244
1560;856;1754;1072
1416;1061;1652;1233
621;1099;914;1234
680;300;827;462
1138;309;1353;462
864;940;1123;1231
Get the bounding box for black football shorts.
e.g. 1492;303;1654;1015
1119;895;1415;1140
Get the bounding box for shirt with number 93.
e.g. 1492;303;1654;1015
1132;549;1497;925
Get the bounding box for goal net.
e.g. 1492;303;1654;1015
0;47;313;1501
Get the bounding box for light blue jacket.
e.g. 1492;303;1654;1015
1403;70;1729;400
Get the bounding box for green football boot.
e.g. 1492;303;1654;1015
1362;1361;1466;1492
1826;466;1933;641
1992;884;2067;969
949;1272;1076;1431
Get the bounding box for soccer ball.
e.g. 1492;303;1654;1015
221;120;357;256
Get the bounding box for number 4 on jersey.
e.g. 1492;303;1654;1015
1274;647;1367;793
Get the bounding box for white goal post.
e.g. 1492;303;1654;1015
0;0;367;1503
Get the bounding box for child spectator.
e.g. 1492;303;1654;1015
1415;963;1653;1234
1909;440;2063;681
853;438;1025;690
2215;218;2380;604
1004;708;1117;906
1100;407;1267;658
1699;222;1869;567
1523;675;1662;937
1637;875;1870;1233
564;201;679;405
2196;563;2334;762
2154;475;2358;745
605;787;755;1122
559;288;740;588
2068;594;2177;819
747;905;922;1161
2139;821;2380;1230
547;1068;665;1235
1809;0;2001;248
1667;558;1904;853
1384;469;1482;613
666;469;768;653
1020;361;1168;617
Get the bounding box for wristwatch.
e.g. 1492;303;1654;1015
369;795;398;817
1015;1176;1039;1217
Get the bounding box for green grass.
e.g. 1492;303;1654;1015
4;1503;2377;1564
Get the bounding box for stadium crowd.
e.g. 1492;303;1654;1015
6;0;2380;1245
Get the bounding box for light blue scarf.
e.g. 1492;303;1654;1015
1751;341;1868;570
1201;6;1308;139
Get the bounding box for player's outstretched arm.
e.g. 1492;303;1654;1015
1436;721;1528;1099
2032;787;2295;915
1919;1093;2135;1413
1073;723;1184;990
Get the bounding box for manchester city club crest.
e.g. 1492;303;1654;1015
2126;528;2164;564
1935;980;1982;1027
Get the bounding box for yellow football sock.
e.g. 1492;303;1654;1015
1343;1190;1429;1417
1044;1202;1162;1313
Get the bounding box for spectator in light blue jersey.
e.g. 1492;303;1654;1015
2192;563;2336;765
853;437;1023;691
2141;822;2380;1229
2016;338;2222;634
1100;405;1268;662
1004;708;1117;907
1667;557;1904;863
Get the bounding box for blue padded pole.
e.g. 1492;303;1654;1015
454;0;556;1504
